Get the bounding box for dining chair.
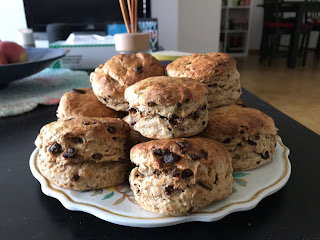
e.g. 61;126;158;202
303;0;320;60
259;0;311;66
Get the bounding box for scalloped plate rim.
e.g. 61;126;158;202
30;136;291;228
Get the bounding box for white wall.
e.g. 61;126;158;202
151;0;221;52
178;0;221;53
0;0;27;42
151;0;179;50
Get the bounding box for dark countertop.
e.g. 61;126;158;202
0;89;319;240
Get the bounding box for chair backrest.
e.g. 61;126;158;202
263;0;283;22
305;0;320;22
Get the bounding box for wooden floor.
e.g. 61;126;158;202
235;52;320;135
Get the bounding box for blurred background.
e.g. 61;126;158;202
0;0;319;134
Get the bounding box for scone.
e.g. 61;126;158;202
166;52;241;109
123;115;150;148
200;104;278;171
35;117;130;191
129;137;233;216
124;76;209;139
90;53;165;111
56;88;121;119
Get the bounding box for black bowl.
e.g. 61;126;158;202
0;47;66;89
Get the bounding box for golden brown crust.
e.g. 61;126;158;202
129;137;233;216
90;53;165;100
125;76;209;106
56;88;120;119
35;117;130;165
205;105;278;137
166;52;237;80
130;137;231;173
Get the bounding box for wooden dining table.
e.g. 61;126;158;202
260;1;320;68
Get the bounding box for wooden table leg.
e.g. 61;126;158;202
288;6;304;68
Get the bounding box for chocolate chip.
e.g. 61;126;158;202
169;114;183;125
63;148;76;158
255;135;260;140
136;189;140;194
176;140;191;154
165;185;174;195
168;127;172;132
240;130;245;134
163;153;181;164
72;137;83;144
48;142;62;154
148;102;157;107
208;83;217;88
107;126;115;133
185;98;190;103
172;168;180;177
153;148;164;156
223;138;231;143
159;115;168;120
214;175;218;184
260;151;270;159
130;118;136;126
192;112;199;120
200;149;208;159
202;121;206;125
72;88;86;94
247;139;257;145
188;153;201;161
182;169;194;178
197;181;211;190
177;103;182;108
103;98;107;102
72;174;79;182
92;153;103;160
202;104;207;110
134;66;143;74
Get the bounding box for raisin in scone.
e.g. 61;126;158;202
124;76;209;139
200;104;278;171
90;53;165;111
129;137;233;216
56;88;121;119
167;52;241;109
35;117;130;190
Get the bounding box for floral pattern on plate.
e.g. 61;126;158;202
30;136;291;228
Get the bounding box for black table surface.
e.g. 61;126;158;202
1;89;319;240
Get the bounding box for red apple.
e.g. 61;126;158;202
0;51;8;65
0;41;28;64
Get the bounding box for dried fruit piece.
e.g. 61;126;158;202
48;142;62;154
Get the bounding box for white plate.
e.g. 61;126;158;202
30;136;291;228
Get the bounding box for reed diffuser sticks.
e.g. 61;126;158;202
119;0;138;33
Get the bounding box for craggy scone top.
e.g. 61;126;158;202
56;88;119;119
167;52;237;80
90;53;165;98
205;104;278;138
130;137;232;190
125;76;209;107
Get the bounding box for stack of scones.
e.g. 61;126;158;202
35;52;278;216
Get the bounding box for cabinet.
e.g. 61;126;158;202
220;0;252;56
